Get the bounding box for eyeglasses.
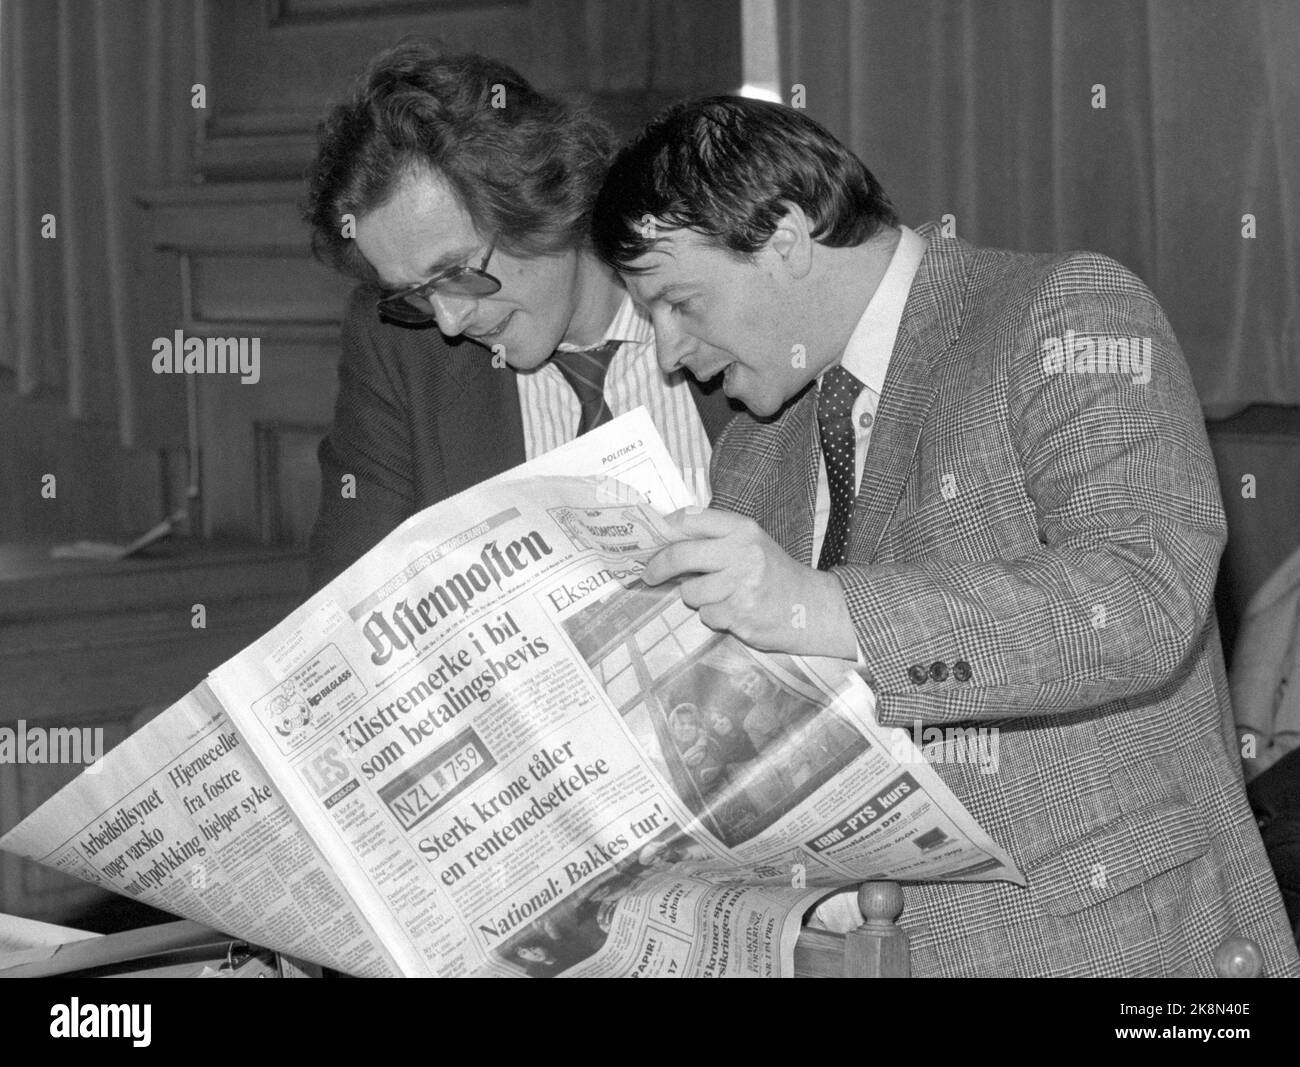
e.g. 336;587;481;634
375;239;501;324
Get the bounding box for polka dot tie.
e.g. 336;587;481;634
816;364;865;570
549;340;621;436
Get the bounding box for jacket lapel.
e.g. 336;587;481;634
432;339;525;495
685;374;743;445
846;227;964;564
767;389;821;566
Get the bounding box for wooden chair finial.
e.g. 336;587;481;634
841;880;909;977
858;880;905;926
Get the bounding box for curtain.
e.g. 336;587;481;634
0;0;197;445
777;0;1299;418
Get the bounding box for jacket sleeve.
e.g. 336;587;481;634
834;253;1228;726
307;287;418;594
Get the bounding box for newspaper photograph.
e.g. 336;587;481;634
3;409;1023;977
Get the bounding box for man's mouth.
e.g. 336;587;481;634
691;361;733;383
468;311;514;341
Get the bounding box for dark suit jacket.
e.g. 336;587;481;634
710;223;1300;977
308;286;738;591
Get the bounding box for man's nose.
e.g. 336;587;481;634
653;315;696;373
428;290;478;336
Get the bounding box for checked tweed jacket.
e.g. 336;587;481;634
710;222;1300;977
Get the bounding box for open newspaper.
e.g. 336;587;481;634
2;409;1022;977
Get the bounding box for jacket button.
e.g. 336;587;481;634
952;660;971;682
929;661;949;682
908;664;929;685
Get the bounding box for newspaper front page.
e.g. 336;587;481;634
0;684;402;976
3;410;1022;977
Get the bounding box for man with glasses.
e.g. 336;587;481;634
302;43;736;591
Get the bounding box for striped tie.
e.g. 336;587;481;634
816;364;864;570
550;340;621;436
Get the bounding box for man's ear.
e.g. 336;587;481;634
766;203;815;280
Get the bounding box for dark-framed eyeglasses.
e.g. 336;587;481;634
375;239;500;324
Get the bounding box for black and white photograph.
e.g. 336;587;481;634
0;0;1297;1025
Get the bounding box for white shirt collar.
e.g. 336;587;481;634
554;291;651;353
835;225;927;392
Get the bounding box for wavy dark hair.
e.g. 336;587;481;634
304;41;614;281
592;96;897;271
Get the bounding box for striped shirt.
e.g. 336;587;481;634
516;293;713;504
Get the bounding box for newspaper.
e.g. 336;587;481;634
2;409;1023;977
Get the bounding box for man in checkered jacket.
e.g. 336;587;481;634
590;96;1300;977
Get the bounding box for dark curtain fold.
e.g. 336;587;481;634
778;0;1299;417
